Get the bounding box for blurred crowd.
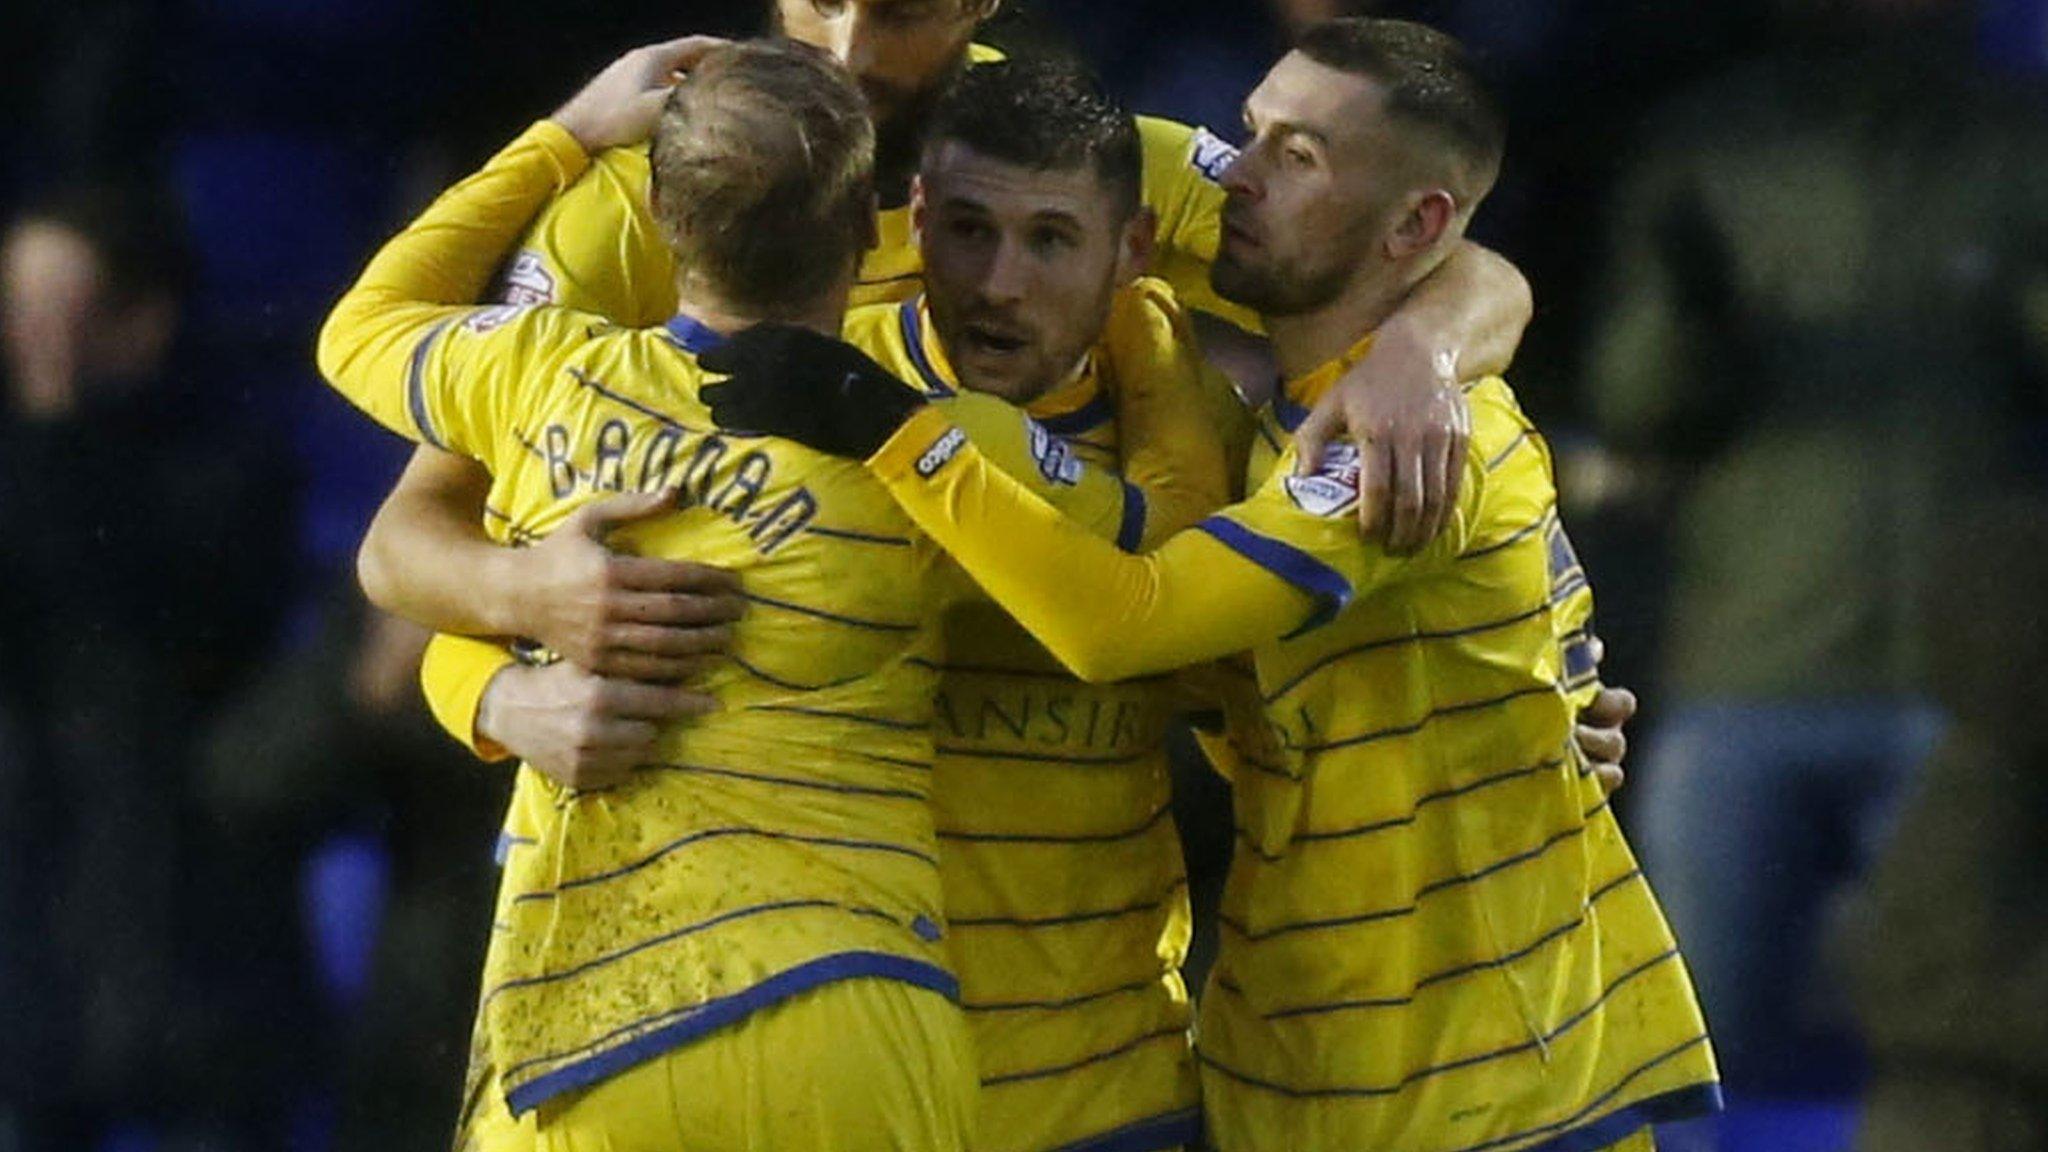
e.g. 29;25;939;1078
1;0;2045;1150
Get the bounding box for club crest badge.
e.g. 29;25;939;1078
1283;442;1362;518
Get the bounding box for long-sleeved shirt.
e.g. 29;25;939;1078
857;330;1722;1152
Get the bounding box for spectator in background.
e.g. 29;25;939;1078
1583;0;2048;1113
1836;496;2048;1152
0;187;299;1150
196;595;508;1152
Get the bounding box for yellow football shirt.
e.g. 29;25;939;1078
484;45;1258;332
861;333;1723;1152
319;121;970;1117
425;281;1232;1152
846;290;1220;1152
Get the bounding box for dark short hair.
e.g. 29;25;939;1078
649;39;874;312
15;184;195;308
922;57;1143;222
1296;17;1505;200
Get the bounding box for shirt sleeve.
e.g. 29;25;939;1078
1101;278;1234;545
866;408;1313;683
491;145;679;326
866;405;1486;683
420;632;518;761
927;391;1144;548
315;120;596;466
1137;116;1262;334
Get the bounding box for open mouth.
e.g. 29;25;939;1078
963;323;1030;357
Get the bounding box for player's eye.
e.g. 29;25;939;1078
946;216;995;242
1029;227;1078;255
1284;145;1317;170
809;0;851;16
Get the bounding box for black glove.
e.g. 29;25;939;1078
698;323;926;459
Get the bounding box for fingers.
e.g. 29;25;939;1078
605;621;735;659
1581;683;1638;728
1591;761;1626;797
596;678;723;723
606;555;742;595
1356;437;1392;540
1414;426;1456;551
638;34;729;77
572;488;681;537
1293;398;1339;476
1385;435;1429;554
588;627;734;682
1444;392;1472;511
1574;720;1627;768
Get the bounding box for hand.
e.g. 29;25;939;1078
699;323;925;458
505;489;743;679
551;35;728;153
476;660;718;791
1575;678;1637;798
1294;317;1470;554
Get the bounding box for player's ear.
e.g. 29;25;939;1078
1113;205;1155;287
909;174;929;246
1386;188;1455;260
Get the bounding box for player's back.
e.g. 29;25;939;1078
1198;375;1719;1152
447;308;962;1113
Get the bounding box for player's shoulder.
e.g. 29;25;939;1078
1136;114;1238;188
1101;275;1196;369
842;300;909;360
540;144;655;226
586;144;653;188
1466;376;1537;449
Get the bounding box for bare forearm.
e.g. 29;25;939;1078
1392;240;1532;380
359;447;526;637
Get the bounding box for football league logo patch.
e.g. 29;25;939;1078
1189;127;1241;184
1284;442;1362;518
494;250;558;306
462;304;530;334
1025;418;1084;487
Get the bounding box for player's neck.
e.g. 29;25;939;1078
1265;263;1428;383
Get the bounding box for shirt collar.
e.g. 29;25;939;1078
663;312;728;355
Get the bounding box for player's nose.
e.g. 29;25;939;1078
980;239;1030;304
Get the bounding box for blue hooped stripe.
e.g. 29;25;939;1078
405;317;458;448
1050;1106;1204;1152
1195;515;1352;626
1117;481;1149;552
1273;391;1312;433
503;951;959;1114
